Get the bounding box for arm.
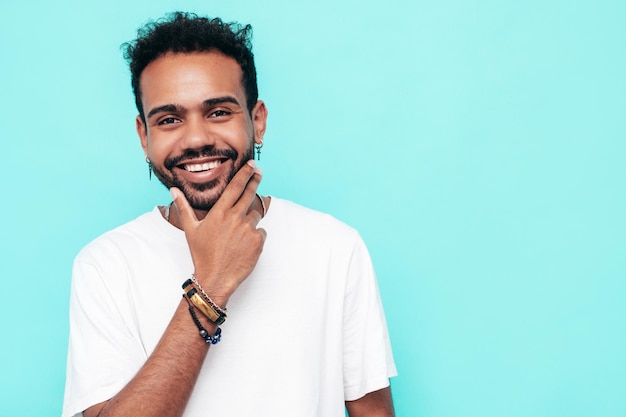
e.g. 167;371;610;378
84;161;265;417
83;300;215;417
345;386;395;417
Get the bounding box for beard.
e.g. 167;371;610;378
151;143;255;211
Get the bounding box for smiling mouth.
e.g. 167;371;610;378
179;158;227;173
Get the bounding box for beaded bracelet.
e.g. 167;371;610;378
182;294;222;345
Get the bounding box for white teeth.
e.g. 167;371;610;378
184;160;221;172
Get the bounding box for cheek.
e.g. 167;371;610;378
146;133;175;159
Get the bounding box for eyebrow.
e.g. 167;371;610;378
146;96;242;120
146;104;181;120
203;96;241;108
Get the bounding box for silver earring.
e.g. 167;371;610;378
146;156;152;180
255;141;263;161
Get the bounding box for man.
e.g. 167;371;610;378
63;12;396;417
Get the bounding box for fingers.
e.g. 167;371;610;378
170;187;198;228
213;160;262;212
234;166;262;214
256;227;267;243
246;205;263;227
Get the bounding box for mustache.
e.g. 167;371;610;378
164;147;238;170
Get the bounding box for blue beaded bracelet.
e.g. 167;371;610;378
183;294;222;345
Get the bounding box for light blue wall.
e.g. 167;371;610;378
1;1;624;416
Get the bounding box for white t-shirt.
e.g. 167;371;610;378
63;198;396;417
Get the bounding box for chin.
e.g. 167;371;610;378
181;182;227;211
186;196;220;211
153;152;251;211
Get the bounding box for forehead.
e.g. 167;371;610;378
139;51;246;109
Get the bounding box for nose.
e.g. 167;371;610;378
180;114;215;150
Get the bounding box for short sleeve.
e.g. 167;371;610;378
342;235;397;401
62;255;146;417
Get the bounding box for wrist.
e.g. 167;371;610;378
191;272;233;307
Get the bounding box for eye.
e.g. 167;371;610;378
158;117;181;125
209;109;232;118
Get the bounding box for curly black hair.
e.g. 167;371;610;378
122;12;258;122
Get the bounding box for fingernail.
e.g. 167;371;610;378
254;166;263;176
247;159;256;168
170;187;179;201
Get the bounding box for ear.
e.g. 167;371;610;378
251;100;268;144
136;115;149;155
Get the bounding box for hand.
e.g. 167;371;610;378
170;160;266;306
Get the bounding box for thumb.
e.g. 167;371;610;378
170;187;198;227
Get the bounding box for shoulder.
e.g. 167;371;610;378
74;207;171;266
264;197;367;256
267;197;361;239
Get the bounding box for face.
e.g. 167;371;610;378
136;51;267;211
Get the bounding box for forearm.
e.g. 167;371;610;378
345;386;395;417
85;299;215;417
